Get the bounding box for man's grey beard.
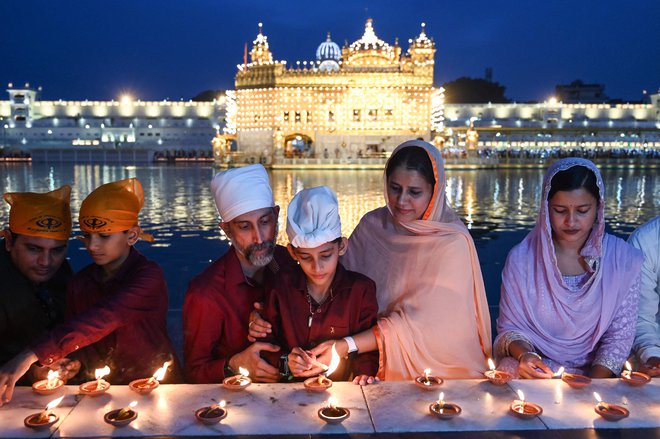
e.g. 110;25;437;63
245;240;276;267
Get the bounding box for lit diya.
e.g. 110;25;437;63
79;365;111;396
195;400;228;425
32;369;64;395
304;344;340;392
414;368;443;390
104;401;138;427
593;392;629;421
429;392;462;420
620;361;651;387
318;397;350;424
484;358;512;385
24;396;63;430
129;361;170;394
223;367;252;390
509;390;543;419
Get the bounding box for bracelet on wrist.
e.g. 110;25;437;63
517;351;542;362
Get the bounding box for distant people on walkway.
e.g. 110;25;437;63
0;186;74;392
494;158;644;378
258;186;378;382
296;140;492;380
629;215;660;376
0;178;180;404
183;164;295;383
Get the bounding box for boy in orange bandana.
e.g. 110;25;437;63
0;179;179;404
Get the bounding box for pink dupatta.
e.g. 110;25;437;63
343;140;492;380
497;158;644;362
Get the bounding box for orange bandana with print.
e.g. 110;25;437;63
4;186;72;240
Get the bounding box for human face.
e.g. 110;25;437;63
288;238;347;293
386;167;434;223
548;188;598;248
5;233;68;285
222;207;278;269
81;228;136;275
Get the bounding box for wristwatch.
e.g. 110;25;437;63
343;336;358;354
279;354;292;379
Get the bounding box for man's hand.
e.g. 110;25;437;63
247;302;272;342
0;350;38;405
228;342;280;383
288;347;329;377
353;375;378;386
639;356;660;377
517;353;553;379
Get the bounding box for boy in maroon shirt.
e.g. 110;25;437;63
262;186;378;382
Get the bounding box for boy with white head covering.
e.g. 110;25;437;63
183;164;295;384
259;186;378;383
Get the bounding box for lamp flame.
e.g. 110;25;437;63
325;344;341;377
46;396;64;411
238;367;250;377
328;396;338;409
47;370;59;387
555;366;565;377
95;365;110;380
624;361;632;372
517;389;525;402
152;361;171;381
593;392;602;403
487;358;495;371
218;400;226;409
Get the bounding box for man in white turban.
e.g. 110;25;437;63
183;164;295;383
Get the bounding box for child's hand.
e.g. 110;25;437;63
352;375;378;386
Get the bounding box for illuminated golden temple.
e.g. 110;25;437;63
226;19;444;162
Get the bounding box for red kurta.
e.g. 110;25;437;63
264;263;379;380
31;247;180;384
183;245;293;383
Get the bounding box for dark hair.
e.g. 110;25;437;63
548;165;600;202
385;146;435;187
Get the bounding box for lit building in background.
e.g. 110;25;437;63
232;19;441;162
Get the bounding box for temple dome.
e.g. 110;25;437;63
316;32;341;61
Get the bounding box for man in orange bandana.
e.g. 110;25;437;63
0;179;179;404
0;186;74;391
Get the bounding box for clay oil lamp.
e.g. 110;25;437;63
223;367;252;391
414;368;443;390
104;401;138;427
620;361;651;387
429;391;462;420
79;365;111;396
509;390;543;419
195;399;228;425
32;370;64;395
560;366;592;389
24;396;63;430
129;361;170;394
484;358;512;385
593;392;629;421
318;397;350;424
304;344;340;392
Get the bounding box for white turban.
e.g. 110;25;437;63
286;186;342;248
210;164;274;222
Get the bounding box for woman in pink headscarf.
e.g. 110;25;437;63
495;158;643;378
304;140;492;381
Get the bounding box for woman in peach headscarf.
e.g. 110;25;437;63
306;140;492;381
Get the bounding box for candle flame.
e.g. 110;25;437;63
95;365;110;380
238;367;250;377
593;392;602;403
517;390;525;401
487;358;495;371
325;344;341;377
555;366;565;377
46;396;64;411
152;361;171;381
328;396;338;409
624;361;632;372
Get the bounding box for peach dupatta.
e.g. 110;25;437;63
343;140;492;380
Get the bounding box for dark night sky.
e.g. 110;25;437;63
1;0;659;102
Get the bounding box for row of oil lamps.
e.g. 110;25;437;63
23;352;652;430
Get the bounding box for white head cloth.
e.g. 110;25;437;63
286;186;342;248
210;164;274;222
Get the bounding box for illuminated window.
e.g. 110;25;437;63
306;111;312;123
283;111;289;122
295;111;301;123
368;109;378;121
353;110;361;122
385;109;393;117
328;111;335;122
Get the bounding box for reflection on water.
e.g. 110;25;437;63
1;163;658;312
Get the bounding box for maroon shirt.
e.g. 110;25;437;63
183;245;293;383
264;263;379;380
31;247;180;384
